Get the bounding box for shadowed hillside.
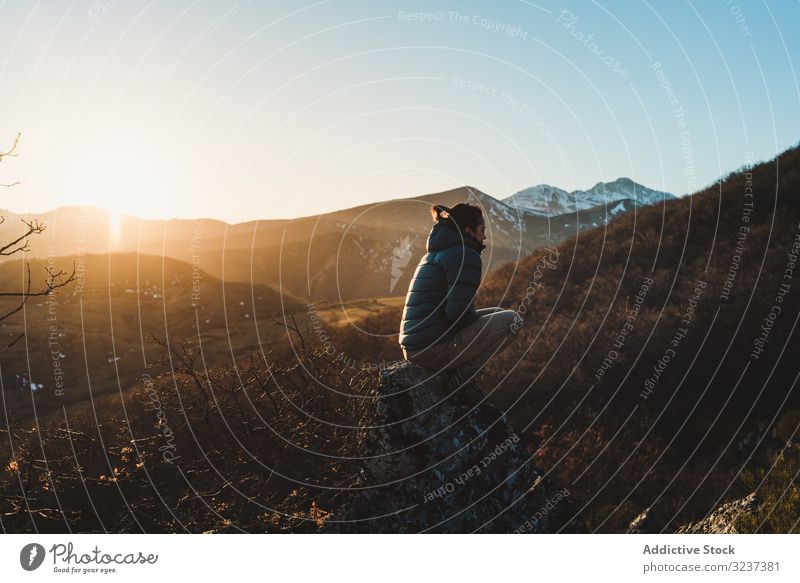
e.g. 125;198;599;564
476;143;800;532
305;144;800;532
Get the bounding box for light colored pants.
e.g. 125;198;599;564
402;307;521;375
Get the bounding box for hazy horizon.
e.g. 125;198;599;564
1;171;690;224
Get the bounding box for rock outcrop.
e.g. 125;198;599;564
626;507;656;534
674;493;759;534
321;362;582;533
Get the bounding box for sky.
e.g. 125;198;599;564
0;0;798;223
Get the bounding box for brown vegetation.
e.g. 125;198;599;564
476;143;800;532
1;331;377;532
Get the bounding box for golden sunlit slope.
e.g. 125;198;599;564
0;253;302;423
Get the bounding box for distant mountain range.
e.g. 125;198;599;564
504;177;675;217
0;178;674;303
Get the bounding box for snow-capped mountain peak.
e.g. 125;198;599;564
503;178;675;217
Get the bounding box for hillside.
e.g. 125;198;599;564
476;143;800;532
0;253;302;422
307;144;800;532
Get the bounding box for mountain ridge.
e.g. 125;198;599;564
0;178;669;227
0;180;670;302
504;177;676;217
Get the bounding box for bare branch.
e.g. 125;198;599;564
0;132;21;162
0;331;25;353
0;218;46;256
0;261;77;298
273;312;306;353
0;262;77;325
0;133;21;188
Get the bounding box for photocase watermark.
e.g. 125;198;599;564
49;542;157;570
308;302;335;354
556;9;629;78
641;279;706;400
190;219;203;305
390;234;413;293
20;541;158;573
595;274;654;383
720;152;754;302
724;0;753;38
423;433;520;503
450;75;573;173
74;212;88;295
45;246;67;398
450;74;501;98
513;487;571;533
510;246;559;333
144;374;180;464
652;61;696;190
359;359;405;372
750;224;800;360
306;302;402;372
87;0;121;23
398;10;529;40
20;543;46;571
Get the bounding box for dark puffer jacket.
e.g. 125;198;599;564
399;220;484;350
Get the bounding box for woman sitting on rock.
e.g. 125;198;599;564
399;202;521;383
